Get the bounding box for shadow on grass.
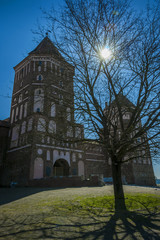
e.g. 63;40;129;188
0;208;160;239
0;187;54;206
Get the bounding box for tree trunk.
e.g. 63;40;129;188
112;159;126;211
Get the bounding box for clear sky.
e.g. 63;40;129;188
0;0;159;178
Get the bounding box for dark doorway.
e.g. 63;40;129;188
53;159;69;177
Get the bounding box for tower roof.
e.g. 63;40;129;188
105;93;135;110
29;36;63;59
14;36;74;70
113;94;135;108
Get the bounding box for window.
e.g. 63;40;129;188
37;118;46;132
10;125;20;148
38;66;41;72
143;159;147;164
75;127;81;138
44;61;47;71
19;105;23;120
33;89;44;113
123;113;130;119
51;103;56;117
21;121;26;134
48;120;56;133
59;81;63;87
67;126;73;137
28;118;33;131
37;75;43;81
59;94;63;104
59;94;63;100
66;107;71;121
11;126;19;141
11;109;15;124
137;137;141;143
15;107;19;121
33;61;35;71
60;68;64;73
24;102;28;118
18;94;22;103
39;61;42;66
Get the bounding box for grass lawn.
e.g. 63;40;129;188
0;186;160;239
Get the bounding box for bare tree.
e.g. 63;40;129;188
36;0;160;210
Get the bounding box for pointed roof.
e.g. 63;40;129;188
29;36;63;59
108;93;135;110
14;36;74;70
114;94;135;108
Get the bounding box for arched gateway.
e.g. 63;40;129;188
53;159;69;177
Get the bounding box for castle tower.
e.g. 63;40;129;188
6;36;84;185
2;36;155;187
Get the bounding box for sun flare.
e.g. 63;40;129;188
100;47;112;59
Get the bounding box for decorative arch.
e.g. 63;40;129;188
78;160;84;176
33;158;43;179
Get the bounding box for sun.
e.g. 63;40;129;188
100;47;112;59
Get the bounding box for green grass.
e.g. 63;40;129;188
66;193;160;211
0;188;160;239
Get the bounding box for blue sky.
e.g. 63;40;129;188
0;0;159;178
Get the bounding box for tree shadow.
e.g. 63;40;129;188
0;206;160;239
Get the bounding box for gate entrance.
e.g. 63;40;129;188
53;159;69;177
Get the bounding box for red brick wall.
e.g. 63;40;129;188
28;176;99;188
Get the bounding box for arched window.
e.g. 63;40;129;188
37;75;43;81
11;125;19;141
21;121;26;134
78;161;84;176
59;94;63;105
18;94;22;103
67;126;73;137
33;88;44;113
48;120;56;133
19;104;23;120
27;118;33;131
11;109;15;123
10;125;19;148
15;106;19;121
37;118;46;132
33;158;43;179
59;80;63;87
51;102;56;117
75;127;81;138
24;102;28;118
66;107;71;121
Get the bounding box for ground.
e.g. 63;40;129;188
0;185;160;239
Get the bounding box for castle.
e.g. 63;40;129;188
0;36;156;187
